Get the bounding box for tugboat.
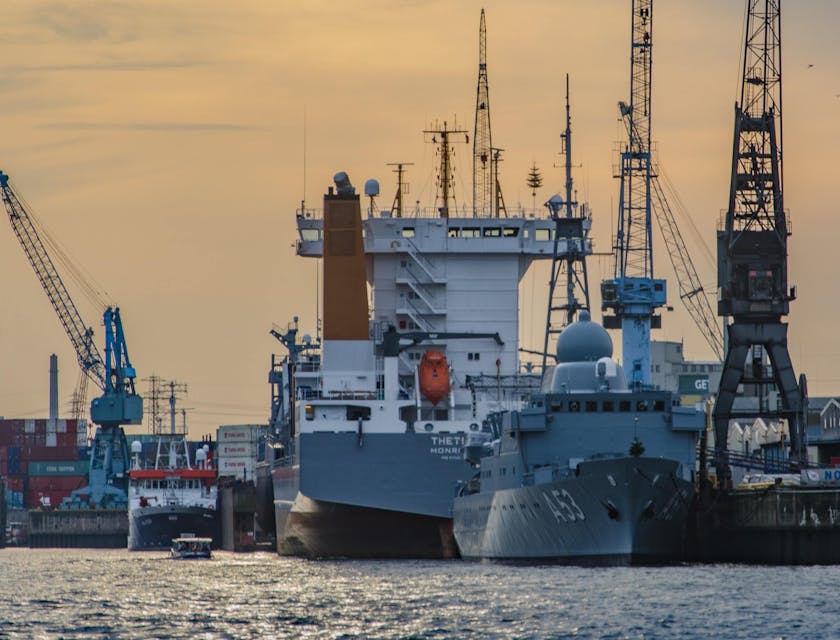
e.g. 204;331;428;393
128;436;220;550
452;312;705;564
170;534;213;559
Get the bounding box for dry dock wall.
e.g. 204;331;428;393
28;509;128;548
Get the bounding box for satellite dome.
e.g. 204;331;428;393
364;179;380;197
131;440;142;454
555;311;613;363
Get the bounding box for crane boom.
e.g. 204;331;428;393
619;115;724;359
0;171;106;389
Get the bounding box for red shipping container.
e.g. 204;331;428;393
6;475;25;491
28;475;86;492
57;432;77;448
21;445;78;461
26;490;71;509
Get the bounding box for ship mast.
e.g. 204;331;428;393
425;121;468;219
541;75;592;374
473;8;493;217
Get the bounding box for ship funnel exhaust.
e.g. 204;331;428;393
323;173;368;341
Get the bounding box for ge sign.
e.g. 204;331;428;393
679;375;710;395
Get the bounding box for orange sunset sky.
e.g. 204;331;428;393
0;1;837;437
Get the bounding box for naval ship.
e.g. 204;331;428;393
452;312;705;563
270;163;565;558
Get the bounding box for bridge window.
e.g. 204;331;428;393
585;401;598;412
482;227;501;237
503;227;519;237
535;229;550;241
619;400;631;412
603;401;615;412
401;228;415;238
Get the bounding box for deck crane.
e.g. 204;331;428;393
0;170;143;508
600;0;665;388
713;0;806;481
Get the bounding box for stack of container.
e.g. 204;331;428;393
0;418;88;509
216;424;265;482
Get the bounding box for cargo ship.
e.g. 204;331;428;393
452;312;705;563
127;435;219;550
270;164;561;558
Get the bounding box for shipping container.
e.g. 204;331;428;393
21;445;79;462
217;457;257;481
217;441;259;459
26;490;72;509
28;460;90;476
27;475;86;492
5;489;24;509
6;475;25;491
217;424;265;443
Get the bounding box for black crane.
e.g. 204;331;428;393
713;0;807;482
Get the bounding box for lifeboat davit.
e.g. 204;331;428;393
418;350;450;405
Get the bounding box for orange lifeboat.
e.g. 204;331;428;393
418;350;450;405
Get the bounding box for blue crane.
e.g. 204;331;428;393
0;170;143;508
600;0;666;388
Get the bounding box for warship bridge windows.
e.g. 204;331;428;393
401;228;415;238
483;227;501;237
585;401;598;412
637;401;648;412
619;400;631;412
603;401;615;412
569;401;580;412
503;227;519;237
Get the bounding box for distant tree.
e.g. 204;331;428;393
526;162;543;211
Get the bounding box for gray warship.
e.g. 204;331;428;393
453;312;705;563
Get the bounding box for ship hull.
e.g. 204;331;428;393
273;431;470;558
279;492;458;559
453;457;694;564
128;505;220;551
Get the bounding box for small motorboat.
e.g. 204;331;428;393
170;535;213;559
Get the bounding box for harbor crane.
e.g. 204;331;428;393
601;0;666;388
712;0;807;481
0;170;143;508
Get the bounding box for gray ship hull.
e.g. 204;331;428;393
129;505;220;551
299;432;468;518
453;457;694;564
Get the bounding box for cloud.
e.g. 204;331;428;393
37;122;263;132
0;61;212;73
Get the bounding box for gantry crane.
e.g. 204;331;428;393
601;0;666;388
713;0;806;479
0;170;143;507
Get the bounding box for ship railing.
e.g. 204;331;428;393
300;390;382;401
403;279;443;315
296;207;322;219
401;298;433;333
403;236;439;282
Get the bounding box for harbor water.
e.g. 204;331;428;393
0;548;837;639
